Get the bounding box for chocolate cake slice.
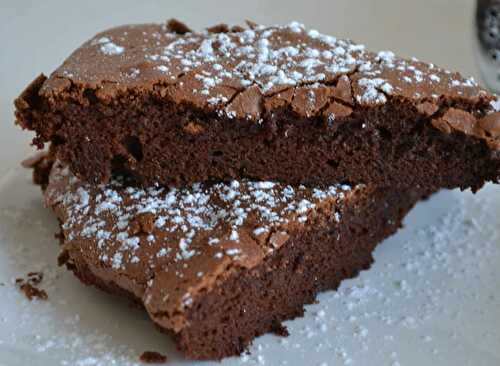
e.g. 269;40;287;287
41;159;424;359
15;20;500;191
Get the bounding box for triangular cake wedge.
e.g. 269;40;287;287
16;20;500;191
40;160;425;359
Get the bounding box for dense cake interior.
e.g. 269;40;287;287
43;99;500;191
174;186;421;359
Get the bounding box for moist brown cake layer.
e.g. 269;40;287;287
64;185;420;359
172;187;421;359
38;159;424;359
15;20;500;190
34;98;500;191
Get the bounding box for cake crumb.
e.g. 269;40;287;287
15;272;48;301
17;281;48;301
139;351;167;363
272;323;289;337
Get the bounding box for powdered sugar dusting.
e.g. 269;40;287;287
92;37;125;56
356;78;390;105
143;22;363;96
490;97;500;112
52;21;488;118
46;161;351;273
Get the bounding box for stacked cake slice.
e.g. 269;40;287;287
15;19;500;359
39;160;423;359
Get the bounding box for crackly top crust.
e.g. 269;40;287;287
45;160;359;332
18;19;500;149
40;19;488;105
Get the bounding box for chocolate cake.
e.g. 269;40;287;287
15;20;500;191
41;159;424;359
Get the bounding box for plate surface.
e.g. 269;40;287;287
0;167;499;366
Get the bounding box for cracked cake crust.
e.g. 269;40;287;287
15;20;500;190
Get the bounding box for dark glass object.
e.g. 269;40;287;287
476;0;500;92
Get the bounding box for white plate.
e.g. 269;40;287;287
0;167;499;366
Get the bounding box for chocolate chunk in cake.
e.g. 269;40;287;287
41;160;425;359
15;20;500;191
